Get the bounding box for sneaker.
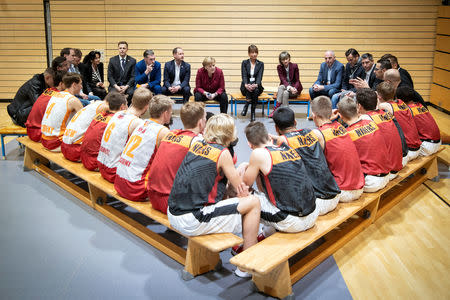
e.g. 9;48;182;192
234;268;252;278
231;244;243;256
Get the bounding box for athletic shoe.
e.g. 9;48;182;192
230;233;266;256
234;268;252;278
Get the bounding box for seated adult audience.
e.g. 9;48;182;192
162;47;191;103
331;48;364;108
350;53;376;89
107;41;136;103
41;73;84;151
240;44;264;122
168;114;260;278
269;51;302;118
350;58;391;90
25;71;65;142
338;96;390;193
72;48;100;104
194;56;228;114
309;50;344;103
114;95;173;201
381;54;414;89
82;50;107;99
311;96;365;203
60;48;76;72
147;102;206;213
7;68;55;127
52;56;69;72
135;50;162;95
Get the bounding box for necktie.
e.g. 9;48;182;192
121;58;125;71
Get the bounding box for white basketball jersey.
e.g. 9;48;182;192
62;101;103;145
116;119;165;182
97;111;142;169
41;91;76;140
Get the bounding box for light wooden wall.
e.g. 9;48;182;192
430;6;450;111
0;0;47;99
3;0;442;102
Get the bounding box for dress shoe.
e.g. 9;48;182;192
241;102;249;116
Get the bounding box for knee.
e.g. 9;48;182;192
161;86;168;95
194;92;203;101
153;85;162;95
328;89;338;97
182;86;191;95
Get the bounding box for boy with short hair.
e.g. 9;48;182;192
396;86;441;156
338;96;390;192
311;96;365;202
243;121;318;232
61;100;108;161
41;73;84;151
97;87;151;182
272;107;341;215
114;95;174;201
356;88;404;180
26;71;65;142
147;102;206;213
81;92;127;171
168;114;261;278
377;81;421;162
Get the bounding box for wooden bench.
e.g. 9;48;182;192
230;150;441;299
188;96;221;109
0;122;27;159
270;93;311;118
18;136;243;280
229;93;274;116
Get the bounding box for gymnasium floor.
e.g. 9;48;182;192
0;102;448;299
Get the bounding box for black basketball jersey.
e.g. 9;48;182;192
284;129;341;199
168;139;228;216
259;144;316;217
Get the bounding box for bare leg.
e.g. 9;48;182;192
237;195;260;250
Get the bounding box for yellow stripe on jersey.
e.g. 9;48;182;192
390;101;409;112
409;104;428;116
189;141;222;162
163;132;193;149
320;124;348;141
286;131;318;149
348;122;379;141
270;148;302;165
370;111;394;125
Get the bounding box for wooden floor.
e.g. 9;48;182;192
1;101;449;299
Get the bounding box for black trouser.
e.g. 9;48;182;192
162;85;191;103
194;91;228;114
240;86;263;115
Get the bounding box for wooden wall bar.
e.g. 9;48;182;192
2;0;442;103
430;5;450;111
0;0;47;99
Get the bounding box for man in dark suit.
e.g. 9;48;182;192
309;50;344;101
162;47;191;103
135;50;162;96
107;41;136;103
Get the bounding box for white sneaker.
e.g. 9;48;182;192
234;268;252;278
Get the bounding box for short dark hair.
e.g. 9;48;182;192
62;73;81;88
105;92;127;111
143;49;154;57
272;107;295;131
396;86;416;104
381;53;399;68
82;50;101;64
73;48;82;58
376;81;395;101
361;53;373;61
345;48;359;57
377;59;392;70
60;47;72;57
118;41;128;47
356;88;378;111
172;47;182;55
51;56;67;72
248;44;258;54
53;70;65;87
278;51;290;64
245;122;269;146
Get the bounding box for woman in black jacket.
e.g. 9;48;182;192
240;44;264;122
82;51;107;99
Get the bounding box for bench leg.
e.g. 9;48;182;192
23;146;49;171
1;134;5;160
88;183;107;208
426;157;439;181
252;261;293;299
183;238;221;279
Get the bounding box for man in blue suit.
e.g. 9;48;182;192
162;47;191;103
135;50;162;95
309;51;344;101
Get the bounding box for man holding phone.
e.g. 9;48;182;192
135;49;162;95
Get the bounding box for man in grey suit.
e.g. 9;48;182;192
162;47;191;103
108;41;136;103
309;50;344;101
